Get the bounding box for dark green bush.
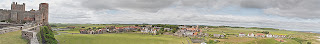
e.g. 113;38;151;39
40;26;58;44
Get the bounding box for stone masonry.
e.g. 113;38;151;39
21;24;41;44
0;2;49;44
0;2;48;25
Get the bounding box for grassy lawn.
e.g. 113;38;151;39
0;30;28;44
52;24;320;44
202;28;320;44
55;33;189;44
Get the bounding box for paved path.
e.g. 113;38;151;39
22;25;41;44
30;32;39;44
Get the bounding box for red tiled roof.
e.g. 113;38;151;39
256;33;264;35
79;29;85;31
186;28;196;30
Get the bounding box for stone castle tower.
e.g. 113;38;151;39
0;2;49;25
39;3;49;25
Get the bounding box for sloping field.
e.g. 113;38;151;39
55;33;189;44
0;30;28;44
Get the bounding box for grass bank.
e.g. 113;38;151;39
55;33;189;44
0;30;28;44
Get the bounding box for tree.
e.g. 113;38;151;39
135;24;139;27
142;25;146;27
307;42;311;44
50;25;57;27
262;31;269;34
171;28;177;33
39;26;58;44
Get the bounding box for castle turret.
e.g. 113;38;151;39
11;2;25;11
39;3;48;25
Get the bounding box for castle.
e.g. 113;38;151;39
0;2;48;25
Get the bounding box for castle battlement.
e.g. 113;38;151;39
0;2;48;25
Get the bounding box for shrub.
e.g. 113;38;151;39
307;42;311;44
40;26;58;44
50;25;57;27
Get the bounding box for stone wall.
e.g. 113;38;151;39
0;9;11;21
0;2;48;24
21;24;40;44
0;26;22;34
21;31;33;40
39;3;49;25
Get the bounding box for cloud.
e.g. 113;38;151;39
79;0;177;12
238;0;320;18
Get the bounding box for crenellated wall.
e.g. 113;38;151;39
0;2;48;25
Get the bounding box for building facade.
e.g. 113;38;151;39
0;2;48;25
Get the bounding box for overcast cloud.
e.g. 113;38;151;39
0;0;320;32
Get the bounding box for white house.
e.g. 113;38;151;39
184;32;194;36
279;35;286;38
266;34;273;38
164;28;172;31
151;29;157;34
141;27;150;33
239;33;246;37
273;35;279;38
106;28;110;32
247;33;255;37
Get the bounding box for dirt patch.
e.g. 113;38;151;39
317;36;320;41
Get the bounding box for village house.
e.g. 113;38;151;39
79;26;141;34
140;25;153;33
174;29;186;36
178;26;187;29
213;34;225;38
141;27;150;33
150;26;162;34
247;33;255;37
239;33;246;37
279;35;286;38
256;33;265;37
184;32;194;36
271;35;286;38
273;35;279;38
164;28;172;31
151;29;157;34
266;34;273;38
139;26;163;34
175;25;202;37
106;26;115;32
79;29;87;34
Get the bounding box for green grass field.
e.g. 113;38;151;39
55;32;190;44
0;30;28;44
51;24;320;44
203;28;320;44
